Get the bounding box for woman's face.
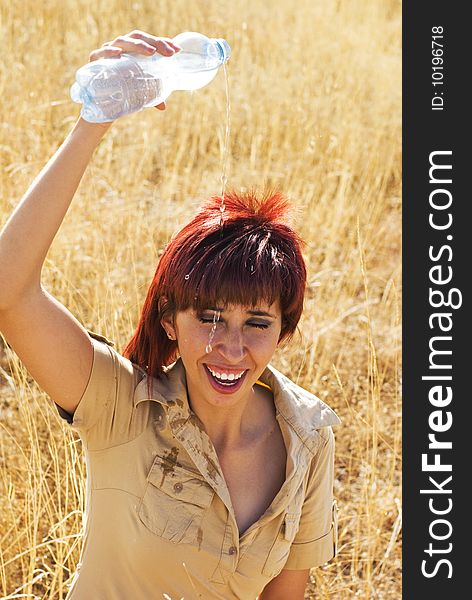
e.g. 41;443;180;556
165;300;283;408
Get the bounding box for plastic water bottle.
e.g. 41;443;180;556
70;32;231;123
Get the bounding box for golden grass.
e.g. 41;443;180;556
0;0;401;597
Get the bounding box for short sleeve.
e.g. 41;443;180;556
283;426;338;570
54;331;146;451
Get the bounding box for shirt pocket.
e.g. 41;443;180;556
262;504;303;578
138;455;215;545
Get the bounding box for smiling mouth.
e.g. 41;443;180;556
204;364;248;391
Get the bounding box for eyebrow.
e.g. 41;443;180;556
204;307;277;319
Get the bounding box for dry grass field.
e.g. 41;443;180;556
0;0;401;598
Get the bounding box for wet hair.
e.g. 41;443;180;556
122;189;307;380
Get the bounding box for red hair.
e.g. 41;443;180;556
122;189;306;382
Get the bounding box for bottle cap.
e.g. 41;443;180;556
214;39;231;63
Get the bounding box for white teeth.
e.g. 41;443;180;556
207;366;245;381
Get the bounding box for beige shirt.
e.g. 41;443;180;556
56;332;341;599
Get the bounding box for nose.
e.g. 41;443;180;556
213;326;247;363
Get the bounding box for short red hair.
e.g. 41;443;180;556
122;189;306;379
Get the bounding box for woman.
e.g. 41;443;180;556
0;31;340;600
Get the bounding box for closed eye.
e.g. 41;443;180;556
198;318;269;330
248;322;270;330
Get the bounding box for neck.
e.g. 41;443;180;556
188;386;276;454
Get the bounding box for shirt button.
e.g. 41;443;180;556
228;546;237;555
173;482;183;493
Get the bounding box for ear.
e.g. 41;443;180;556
159;296;177;341
160;314;177;341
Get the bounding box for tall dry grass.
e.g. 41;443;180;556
0;0;401;598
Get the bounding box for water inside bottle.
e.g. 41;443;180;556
75;57;164;122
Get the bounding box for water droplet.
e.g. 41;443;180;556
204;310;221;353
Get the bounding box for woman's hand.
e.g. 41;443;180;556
88;30;182;111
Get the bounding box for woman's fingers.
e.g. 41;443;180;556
102;31;180;55
87;31;178;110
89;33;181;63
89;46;123;62
102;35;158;55
126;30;182;54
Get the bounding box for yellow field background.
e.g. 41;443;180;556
0;0;401;598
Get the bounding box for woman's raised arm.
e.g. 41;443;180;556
0;118;111;310
0;118;113;415
0;32;179;415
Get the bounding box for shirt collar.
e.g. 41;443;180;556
259;362;341;440
134;358;340;449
